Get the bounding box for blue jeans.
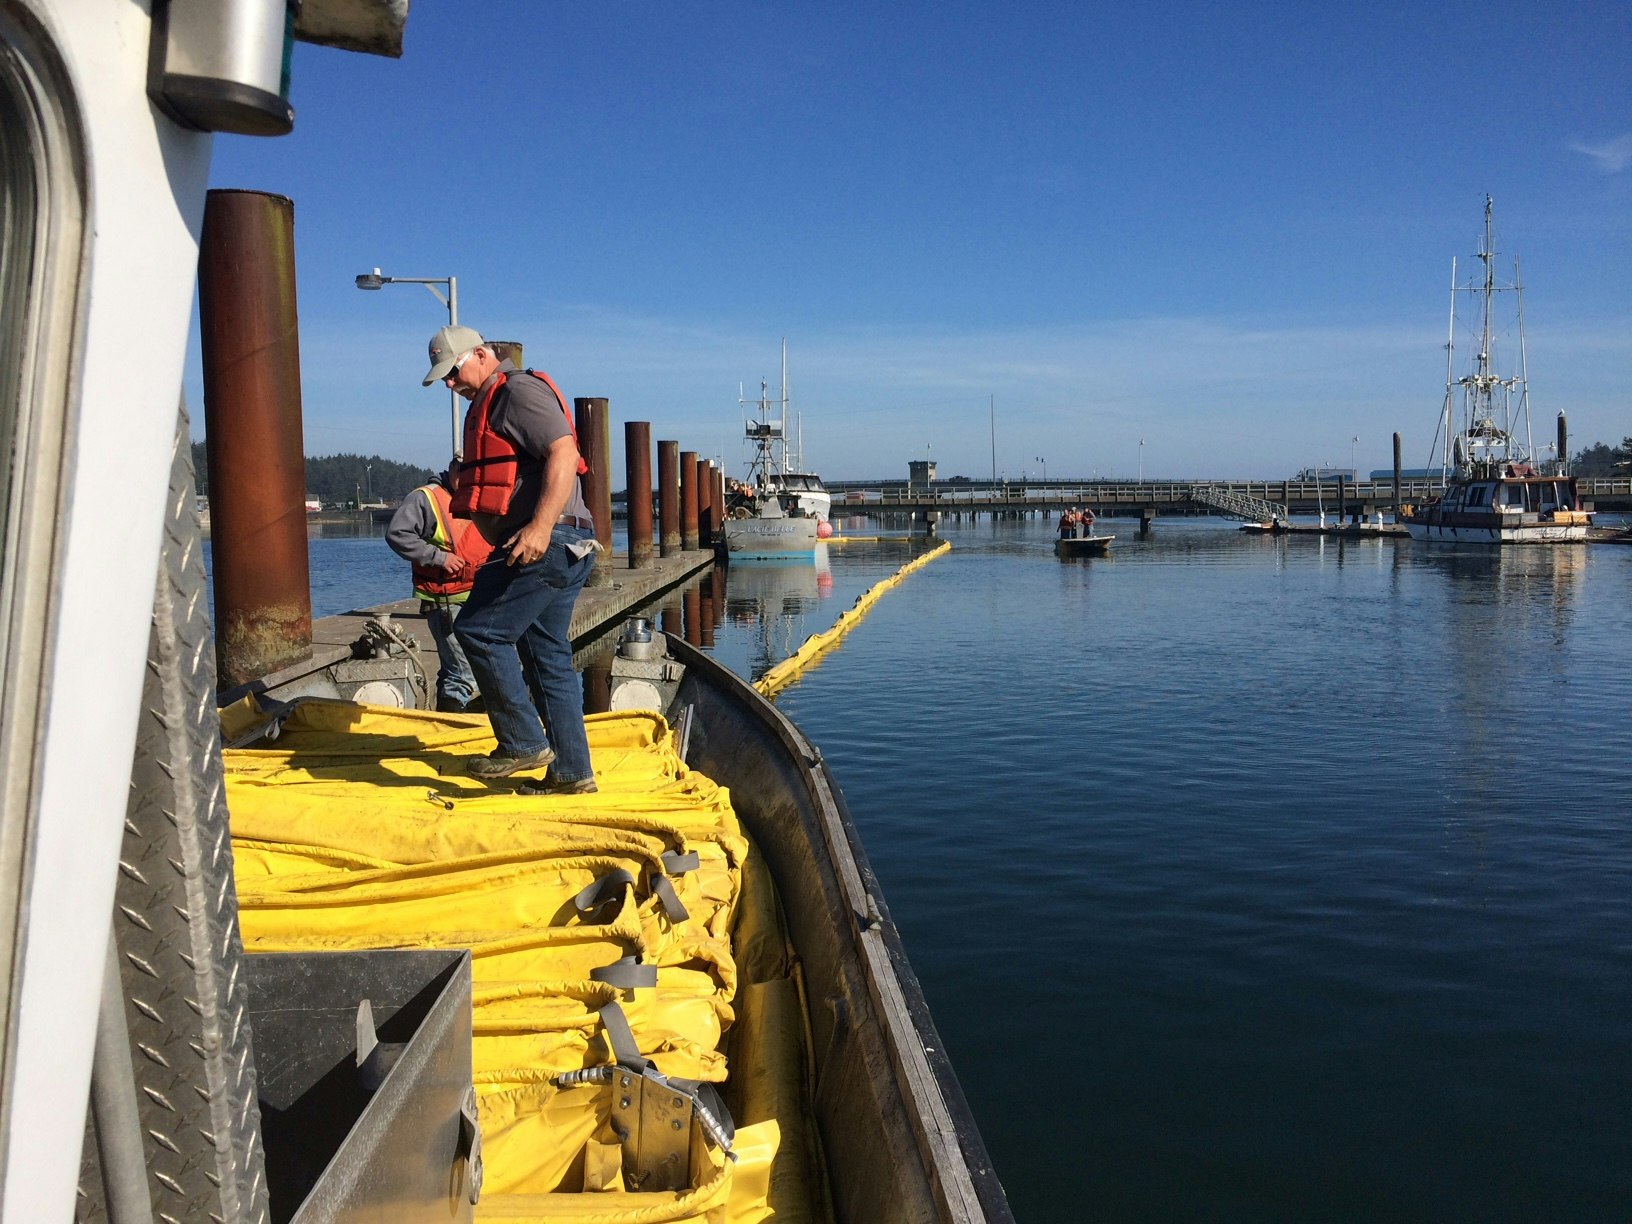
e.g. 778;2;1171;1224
422;600;477;707
454;524;595;782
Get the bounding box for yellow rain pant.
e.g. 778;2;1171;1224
225;703;830;1223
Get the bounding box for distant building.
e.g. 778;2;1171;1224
908;459;936;485
1295;466;1357;483
305;494;321;513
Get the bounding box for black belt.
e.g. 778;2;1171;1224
557;514;593;530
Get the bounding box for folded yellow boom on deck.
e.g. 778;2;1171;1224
225;704;830;1224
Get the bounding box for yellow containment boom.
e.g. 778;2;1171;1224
753;540;951;699
225;704;829;1223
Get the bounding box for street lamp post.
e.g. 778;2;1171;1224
1351;435;1359;476
366;464;373;504
355;267;461;458
1139;438;1145;482
1035;455;1046;483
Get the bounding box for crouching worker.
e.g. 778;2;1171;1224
385;470;492;712
423;325;600;795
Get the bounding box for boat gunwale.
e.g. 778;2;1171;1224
665;634;1012;1223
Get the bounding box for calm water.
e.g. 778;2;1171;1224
284;517;1632;1221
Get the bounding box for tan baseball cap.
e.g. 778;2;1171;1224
423;324;485;386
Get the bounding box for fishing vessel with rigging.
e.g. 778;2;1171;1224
754;344;832;524
1403;197;1591;544
722;350;822;558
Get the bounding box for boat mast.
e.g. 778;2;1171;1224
1441;255;1457;485
1449;195;1530;478
1476;195;1498;473
1516;254;1534;465
783;338;800;472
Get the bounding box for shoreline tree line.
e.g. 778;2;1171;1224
191;441;436;508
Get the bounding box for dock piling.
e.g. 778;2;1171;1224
1392;433;1403;522
657;440;680;556
625;421;653;569
575;397;614;586
679;450;699;550
698;460;716;547
198;189;313;688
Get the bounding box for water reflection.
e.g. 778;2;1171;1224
574;549;836;709
724;552;834;680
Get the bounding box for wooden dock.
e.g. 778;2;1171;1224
227;548;715;703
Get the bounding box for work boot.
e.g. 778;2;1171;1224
517;774;598;797
467;745;555;778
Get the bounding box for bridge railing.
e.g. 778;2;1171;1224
823;476;1631;510
830;479;1448;507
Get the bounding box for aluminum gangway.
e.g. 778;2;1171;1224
1189;484;1288;525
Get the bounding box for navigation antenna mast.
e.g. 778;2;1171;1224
1444;196;1532;481
784;339;801;472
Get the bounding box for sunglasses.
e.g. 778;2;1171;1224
444;350;472;382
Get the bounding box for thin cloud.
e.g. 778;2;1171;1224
1568;135;1632;173
256;307;1632;480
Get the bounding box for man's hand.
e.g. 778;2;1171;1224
439;553;470;579
504;520;554;566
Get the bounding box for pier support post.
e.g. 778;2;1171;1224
682;584;702;646
1392;433;1403;523
582;658;611;714
679;450;699;550
625;421;654;569
198;189;313;688
697;564;718;646
712;467;726;544
657;440;680;556
575;398;614;586
697;460;715;547
1140;507;1157;533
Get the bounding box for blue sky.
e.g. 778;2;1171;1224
191;1;1632;481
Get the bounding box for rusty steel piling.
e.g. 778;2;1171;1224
680;450;699;550
198;189;313;689
657;439;680;557
575;397;613;586
697;459;715;548
625;421;654;569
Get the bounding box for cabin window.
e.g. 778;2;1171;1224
0;8;86;1080
1467;486;1488;506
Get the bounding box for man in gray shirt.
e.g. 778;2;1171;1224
423;325;598;794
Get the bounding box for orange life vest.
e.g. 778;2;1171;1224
451;368;588;518
411;483;494;601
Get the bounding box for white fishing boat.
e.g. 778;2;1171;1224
755;341;832;522
1403;197;1591;544
722;347;821;558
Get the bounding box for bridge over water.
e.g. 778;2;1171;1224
823;477;1632;524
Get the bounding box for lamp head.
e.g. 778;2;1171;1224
355;268;386;290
